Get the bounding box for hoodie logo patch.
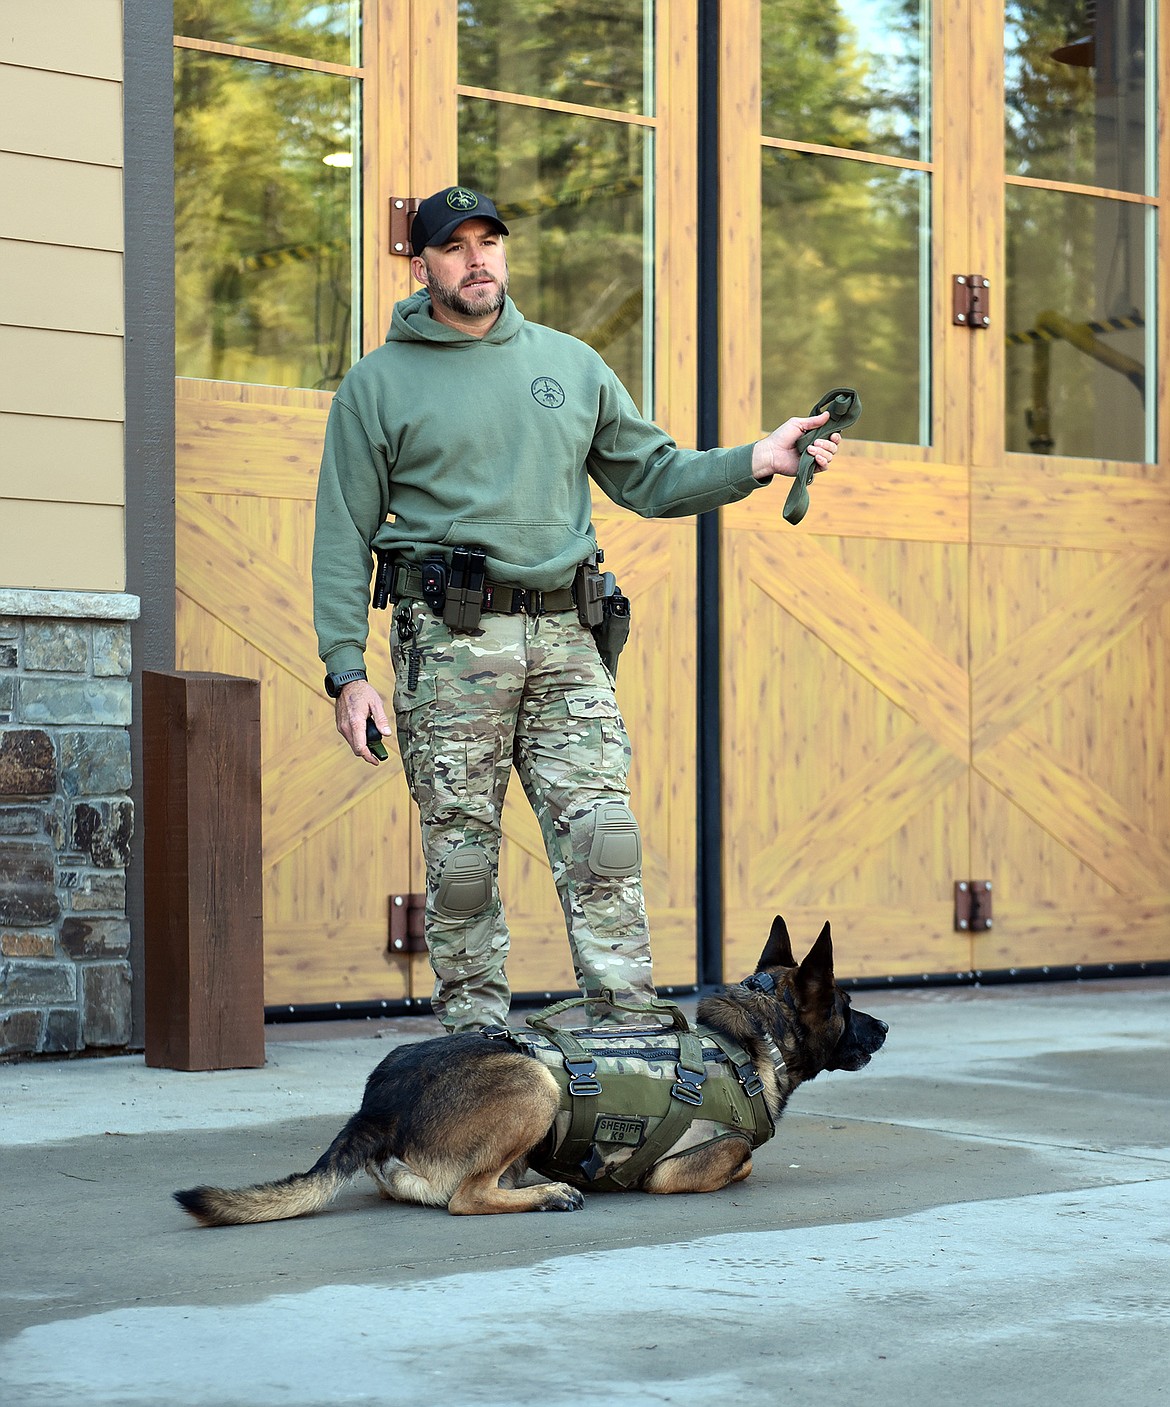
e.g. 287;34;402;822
531;377;565;409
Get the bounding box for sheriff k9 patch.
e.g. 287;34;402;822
593;1113;647;1147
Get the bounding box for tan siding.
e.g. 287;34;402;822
0;1;123;81
0;64;122;167
0;413;123;506
0;153;124;252
0;8;127;594
0;326;124;422
0;501;125;590
0;240;124;336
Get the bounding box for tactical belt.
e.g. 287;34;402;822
391;561;575;617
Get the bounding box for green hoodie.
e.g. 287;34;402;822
313;289;764;675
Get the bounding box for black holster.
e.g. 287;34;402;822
594;589;630;677
574;555;631;678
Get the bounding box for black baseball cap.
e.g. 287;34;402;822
410;186;509;255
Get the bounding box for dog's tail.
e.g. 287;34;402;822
174;1112;383;1227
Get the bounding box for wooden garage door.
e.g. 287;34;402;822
717;0;1170;978
173;1;704;1006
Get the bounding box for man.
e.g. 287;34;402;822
313;186;841;1032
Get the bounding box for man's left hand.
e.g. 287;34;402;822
751;410;842;482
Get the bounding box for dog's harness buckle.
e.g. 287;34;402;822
670;1061;707;1107
732;1060;765;1099
563;1056;602;1096
742;972;776;994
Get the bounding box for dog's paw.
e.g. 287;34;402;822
536;1183;585;1212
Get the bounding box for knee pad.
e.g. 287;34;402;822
433;845;493;919
585;803;642;878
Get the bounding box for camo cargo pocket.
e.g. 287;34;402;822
391;675;437;804
525;688;633;792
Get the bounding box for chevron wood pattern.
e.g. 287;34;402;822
749;533;970;759
721;505;973;977
969;463;1170;969
720;448;1170;978
715;0;1170;980
176;385;704;1005
976;726;1170;896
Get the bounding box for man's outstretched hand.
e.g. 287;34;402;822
752;411;841;481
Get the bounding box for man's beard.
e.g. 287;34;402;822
426;264;509;318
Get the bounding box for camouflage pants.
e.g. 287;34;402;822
389;601;655;1032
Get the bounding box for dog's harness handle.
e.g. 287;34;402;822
526;990;692;1036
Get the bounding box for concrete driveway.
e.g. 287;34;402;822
2;978;1167;1406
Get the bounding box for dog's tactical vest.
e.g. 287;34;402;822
485;995;775;1191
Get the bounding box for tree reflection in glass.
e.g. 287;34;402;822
762;153;928;447
460;97;651;412
174;51;359;391
173;0;360;66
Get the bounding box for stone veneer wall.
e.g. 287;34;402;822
0;590;141;1056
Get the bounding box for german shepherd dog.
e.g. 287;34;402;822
174;917;887;1225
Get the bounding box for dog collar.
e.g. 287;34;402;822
740;972;790;1088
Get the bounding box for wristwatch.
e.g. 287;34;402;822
324;668;367;698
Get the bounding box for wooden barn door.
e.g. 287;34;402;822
967;0;1170;968
173;2;704;1007
717;0;1169;979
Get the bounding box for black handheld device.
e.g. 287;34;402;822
365;716;389;761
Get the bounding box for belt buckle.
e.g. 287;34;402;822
513;588;543;617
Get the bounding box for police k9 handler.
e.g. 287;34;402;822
312;186;842;1033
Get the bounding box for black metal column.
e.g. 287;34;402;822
695;0;723;987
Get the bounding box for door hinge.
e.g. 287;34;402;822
953;274;990;329
954;880;993;931
389;197;421;257
388;892;427;953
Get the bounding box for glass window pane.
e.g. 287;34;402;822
762;152;929;446
174;52;360;391
174;0;360;65
760;0;930;162
1005;187;1151;460
1005;0;1152;193
459;0;652;115
459;99;652;411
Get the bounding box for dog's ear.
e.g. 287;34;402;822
796;921;835;1004
755;915;796;971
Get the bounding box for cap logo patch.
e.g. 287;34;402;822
447;187;479;211
531;377;565;409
